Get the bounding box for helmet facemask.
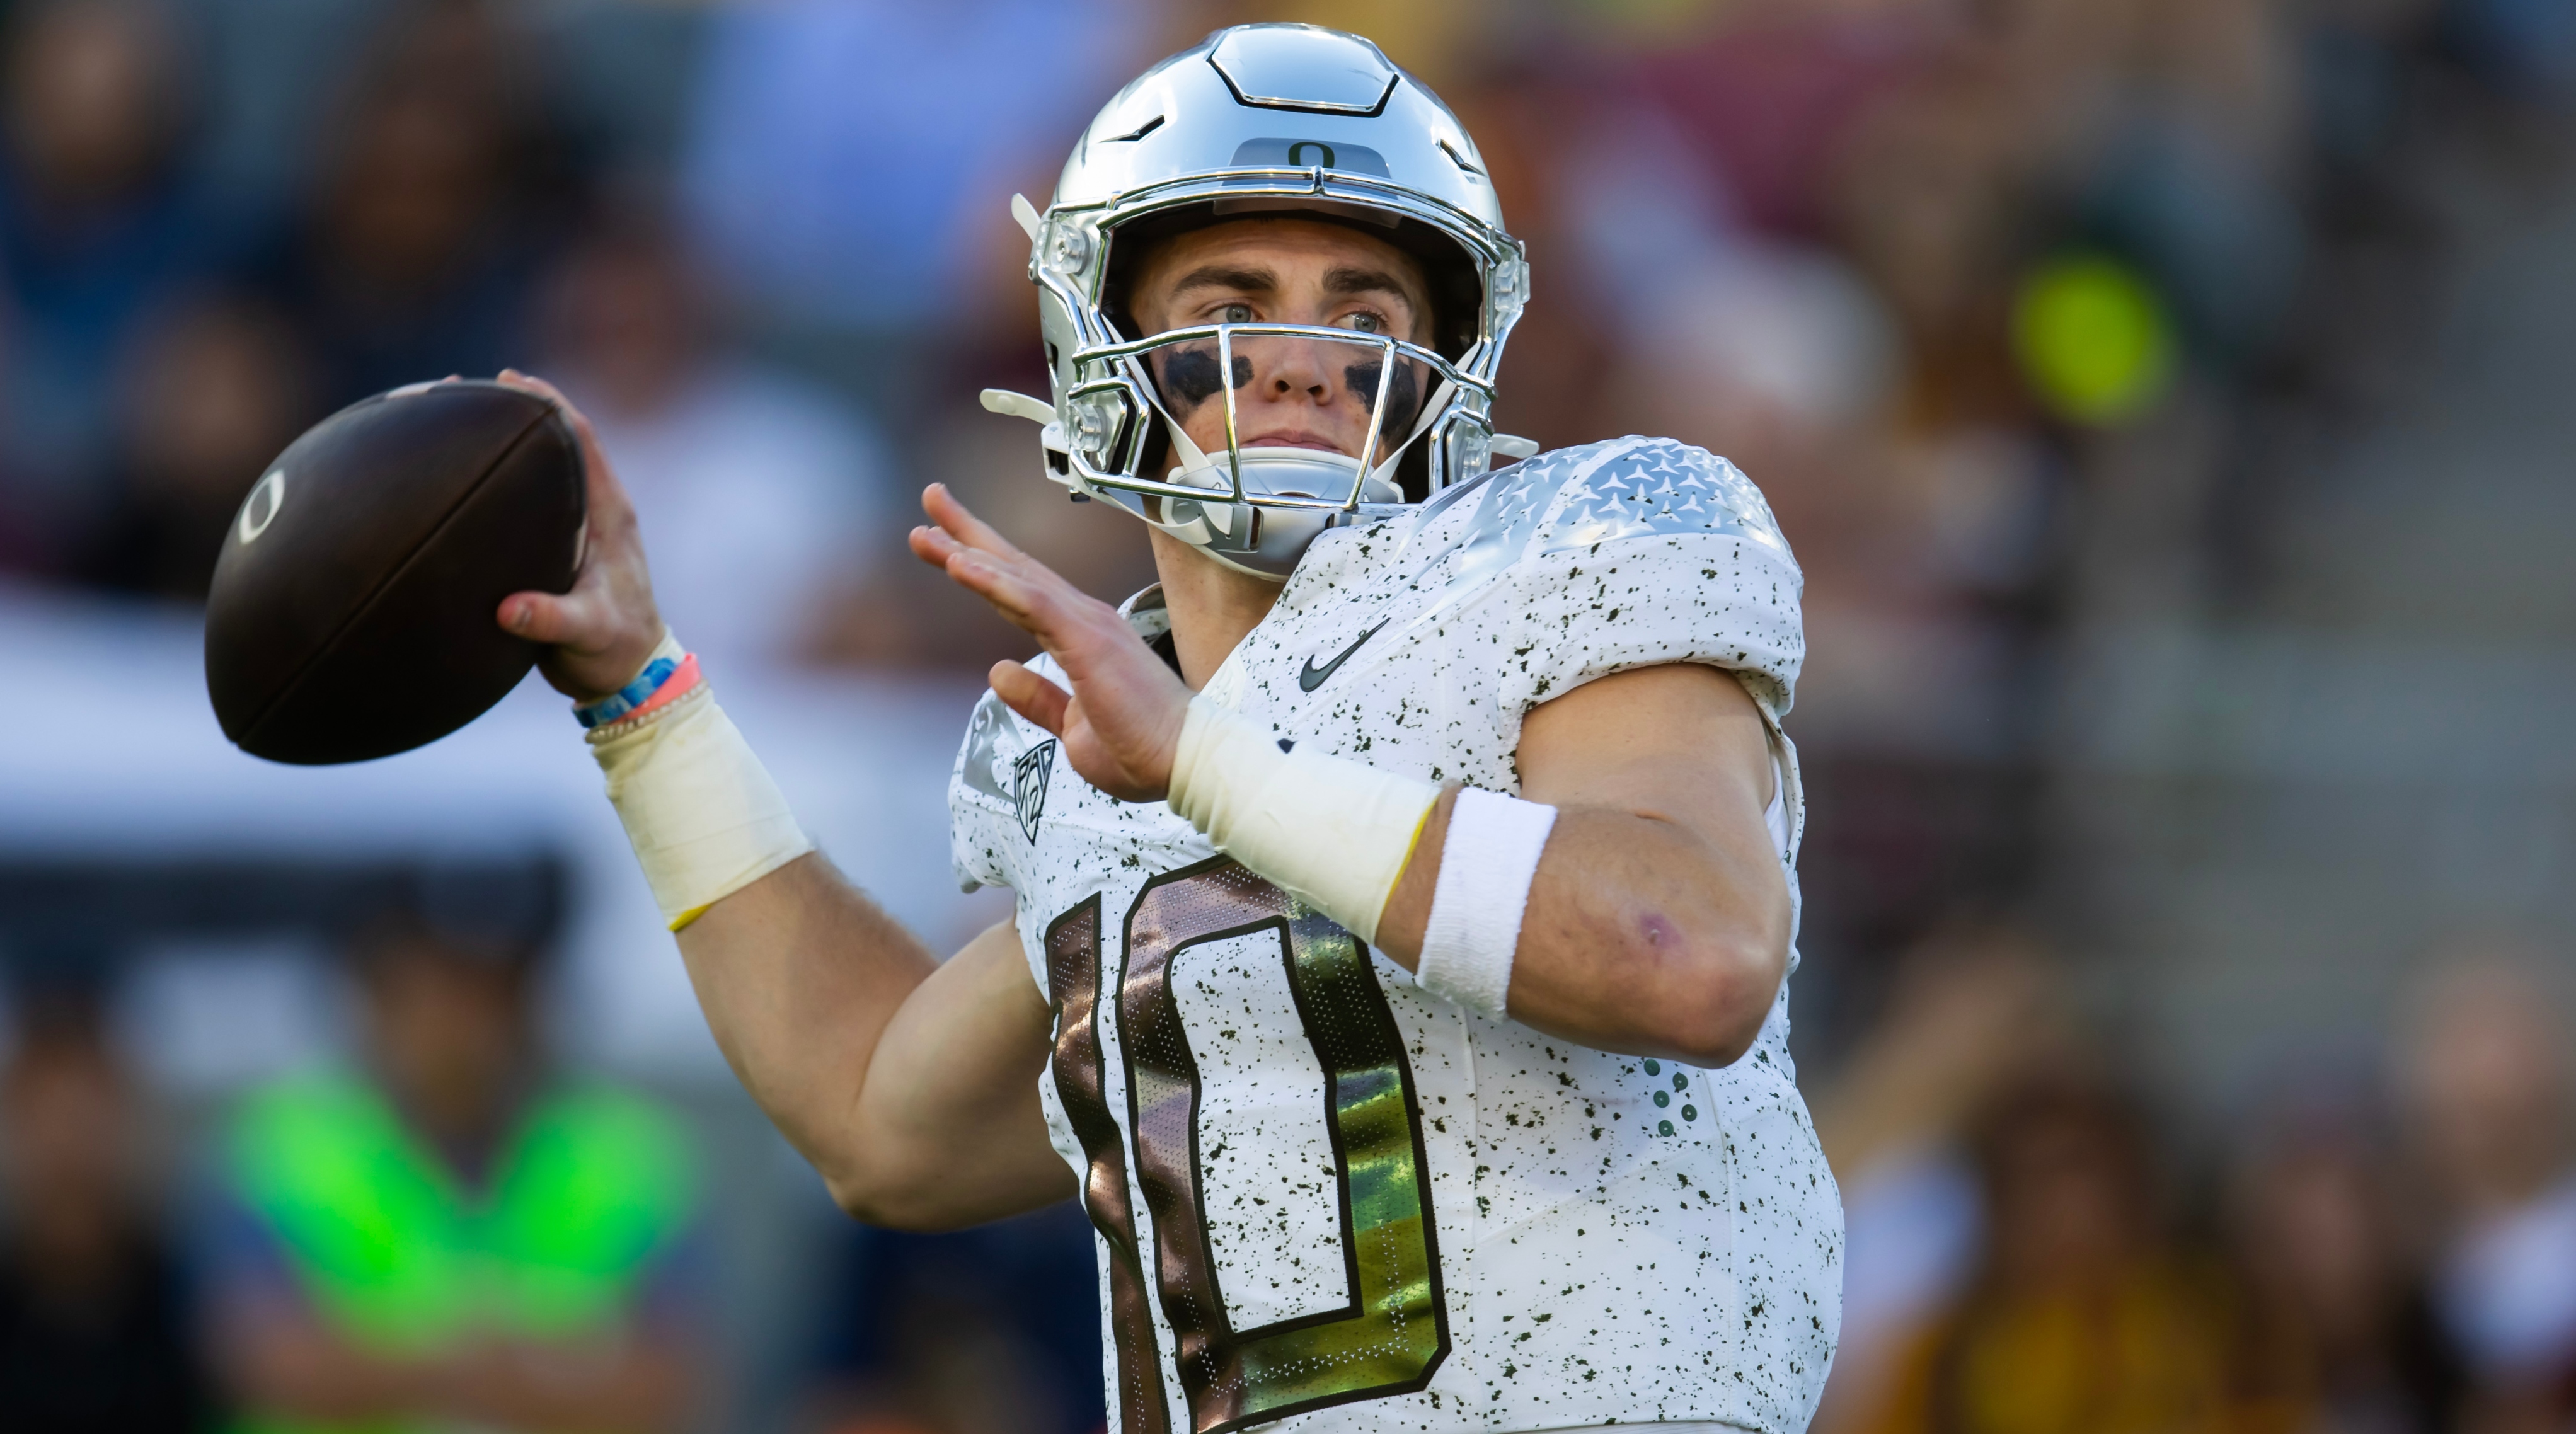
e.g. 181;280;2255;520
1067;318;1470;577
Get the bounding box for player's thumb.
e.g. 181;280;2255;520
497;589;592;646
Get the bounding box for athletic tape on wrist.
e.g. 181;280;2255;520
587;648;812;930
1166;696;1438;946
1417;788;1558;1019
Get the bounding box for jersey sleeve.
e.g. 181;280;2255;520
1484;435;1805;727
947;689;1029;893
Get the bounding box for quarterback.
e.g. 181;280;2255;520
500;24;1839;1434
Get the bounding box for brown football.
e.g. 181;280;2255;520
205;380;585;764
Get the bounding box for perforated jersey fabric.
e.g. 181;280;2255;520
949;436;1842;1433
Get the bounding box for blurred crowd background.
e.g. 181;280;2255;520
0;0;2570;1430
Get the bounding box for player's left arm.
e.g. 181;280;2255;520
917;485;1790;1068
1373;661;1788;1066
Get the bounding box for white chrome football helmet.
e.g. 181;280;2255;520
982;23;1533;579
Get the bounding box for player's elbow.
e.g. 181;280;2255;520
1627;914;1787;1069
820;1159;977;1234
1657;964;1782;1069
820;1162;895;1226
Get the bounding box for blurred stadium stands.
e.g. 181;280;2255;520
0;0;2570;1430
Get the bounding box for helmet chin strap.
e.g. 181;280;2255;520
1150;413;1232;540
1377;376;1460;490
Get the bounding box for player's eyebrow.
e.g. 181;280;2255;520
1323;265;1415;306
1168;264;1279;299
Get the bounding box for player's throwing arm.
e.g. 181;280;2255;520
492;369;1076;1230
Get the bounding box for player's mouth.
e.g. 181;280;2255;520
1243;428;1351;456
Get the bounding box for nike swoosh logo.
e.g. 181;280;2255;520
1299;621;1386;692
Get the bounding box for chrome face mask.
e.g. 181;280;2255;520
1060;322;1485;577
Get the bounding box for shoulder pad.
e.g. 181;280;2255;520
958;689;1025;808
1447;436;1790;589
955;682;1066;844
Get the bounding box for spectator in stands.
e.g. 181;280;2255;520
534;214;890;669
1807;922;2065;1434
0;0;231;576
84;294;317;602
0;989;216;1431
2227;1093;2464;1434
2399;953;2576;1428
199;910;708;1433
1857;1067;2251;1434
246;0;568;409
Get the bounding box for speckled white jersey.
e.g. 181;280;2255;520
948;436;1843;1434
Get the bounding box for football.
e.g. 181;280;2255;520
205;380;585;765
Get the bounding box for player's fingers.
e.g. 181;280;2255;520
496;367;570;409
941;548;1056;634
912;522;1064;605
519;374;604;464
499;369;635;532
991;660;1072;736
919;491;1099;626
921;483;1031;563
929;522;1132;676
907;522;964;570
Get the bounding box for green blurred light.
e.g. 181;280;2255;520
2012;253;2176;427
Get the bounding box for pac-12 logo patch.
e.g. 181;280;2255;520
1013;739;1057;843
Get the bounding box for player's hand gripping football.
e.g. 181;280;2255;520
912;485;1190;803
487;370;667;704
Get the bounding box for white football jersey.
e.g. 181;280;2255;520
948;436;1842;1434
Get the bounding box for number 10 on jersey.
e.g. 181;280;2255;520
1045;857;1451;1433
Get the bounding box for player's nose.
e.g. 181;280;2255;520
1259;336;1340;403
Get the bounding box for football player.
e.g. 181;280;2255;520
498;24;1841;1434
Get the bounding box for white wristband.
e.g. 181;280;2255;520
589;677;812;930
1416;788;1557;1018
1165;696;1439;946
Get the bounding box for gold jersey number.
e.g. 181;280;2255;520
1045;856;1451;1434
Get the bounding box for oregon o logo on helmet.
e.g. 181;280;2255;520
239;469;287;544
1228;137;1392;177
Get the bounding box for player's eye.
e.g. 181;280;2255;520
1340;311;1388;335
1219;302;1255;325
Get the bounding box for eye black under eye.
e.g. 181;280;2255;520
1345;358;1420;425
1163;348;1253;406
